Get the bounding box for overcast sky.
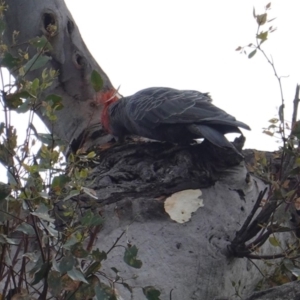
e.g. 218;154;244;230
64;0;300;151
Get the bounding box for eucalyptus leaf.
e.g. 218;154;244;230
23;53;51;73
143;286;161;300
95;284;117;300
124;245;142;269
91;70;103;92
67;268;89;284
59;254;75;273
14;222;35;235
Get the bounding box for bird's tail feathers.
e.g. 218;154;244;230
203;119;251;131
188;124;235;149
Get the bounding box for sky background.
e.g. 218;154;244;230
64;0;300;151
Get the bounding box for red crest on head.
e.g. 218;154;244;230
98;89;119;133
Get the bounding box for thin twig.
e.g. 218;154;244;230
235;188;267;243
291;84;300;130
106;230;126;255
246;252;297;260
247;258;266;278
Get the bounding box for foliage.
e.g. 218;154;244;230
230;2;300;290
0;4;160;300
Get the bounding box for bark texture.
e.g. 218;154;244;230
2;1;294;300
3;0;114;151
74;142;289;300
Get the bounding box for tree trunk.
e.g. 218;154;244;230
3;0;114;151
77;143;288;300
2;1;293;299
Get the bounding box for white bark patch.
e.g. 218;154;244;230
164;189;204;223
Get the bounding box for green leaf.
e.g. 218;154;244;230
284;259;300;277
30;36;53;51
91;249;107;262
268;118;279;124
256;13;267;25
31;78;40;95
29;255;43;275
0;182;11;201
87;151;96;159
48;270;62;296
4;92;25;109
257;31;268;41
52;174;71;189
285;189;296;199
95;284;117;300
23;53;51;73
63;235;78;250
31;203;55;223
123;245;142;269
0;122;4;135
9;90;33;100
45;94;64;110
79;168;89;178
0;197;21;222
14;223;35;235
1;52;21;70
91;70;103;92
80;210;103;227
248;50;257;59
70;242;89;258
28;129;64;146
67;268;89;284
253;7;256;18
0;143;13;167
0;234;18;245
85;262;102;277
67;278;98;300
274;204;291;225
32;262;50;285
59;254;76;273
142;286;161;300
269;236;281;247
263;130;273;136
23;251;39;262
278;104;284;123
82;186;98;199
268;18;277;24
36;133;54;144
15;98;32;113
62;189;81;201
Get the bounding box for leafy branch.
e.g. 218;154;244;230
230;2;300;289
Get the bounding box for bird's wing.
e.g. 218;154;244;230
125;87;250;130
126;87;214;123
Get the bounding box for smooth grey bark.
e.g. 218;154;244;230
78;144;290;300
3;0;114;151
2;1;293;300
